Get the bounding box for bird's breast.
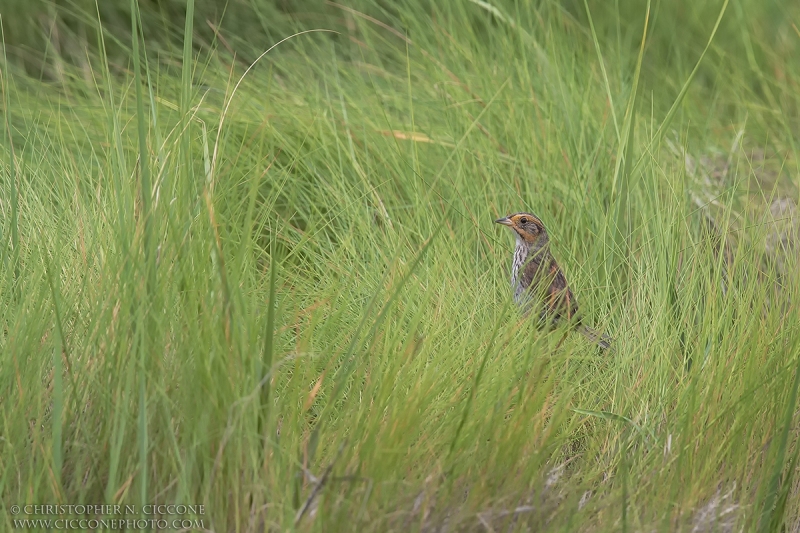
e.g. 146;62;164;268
511;243;529;303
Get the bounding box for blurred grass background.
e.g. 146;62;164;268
1;0;800;531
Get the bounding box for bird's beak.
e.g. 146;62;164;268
494;217;512;226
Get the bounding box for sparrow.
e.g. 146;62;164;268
495;212;611;350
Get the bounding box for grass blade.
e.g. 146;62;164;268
631;0;731;176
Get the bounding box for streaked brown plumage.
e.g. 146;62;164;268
495;212;611;350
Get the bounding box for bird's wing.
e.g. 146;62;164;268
520;252;548;295
550;267;579;321
522;254;578;320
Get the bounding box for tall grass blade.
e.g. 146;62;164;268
43;251;66;489
130;0;151;508
631;0;730;176
0;18;20;297
583;0;620;141
447;317;501;461
306;227;441;463
180;0;195;193
758;341;800;533
607;1;649;285
259;238;279;440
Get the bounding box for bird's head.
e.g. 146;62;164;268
494;212;548;246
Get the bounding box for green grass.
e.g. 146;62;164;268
2;0;800;530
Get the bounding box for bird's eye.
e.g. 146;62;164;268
520;217;528;224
